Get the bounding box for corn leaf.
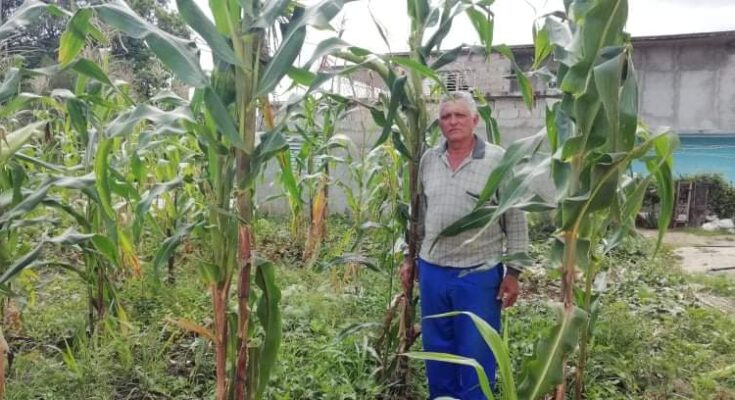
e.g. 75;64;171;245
254;259;282;400
517;304;587;400
0;68;22;103
0;121;45;165
496;44;534;109
404;352;495;400
426;311;517;400
59;9;93;65
0;0;70;41
466;7;493;57
106;104;194;138
203;87;245;149
94;137;115;220
151;222;200;281
257;0;353;96
94;0;208;87
133;177;183;242
373;75;407;149
176;0;237;65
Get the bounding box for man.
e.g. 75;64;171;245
400;91;529;399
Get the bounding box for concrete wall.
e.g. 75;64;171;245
636;39;735;134
259;32;735;215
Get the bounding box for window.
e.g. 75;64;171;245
440;70;472;92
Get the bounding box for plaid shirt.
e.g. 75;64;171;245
417;136;529;274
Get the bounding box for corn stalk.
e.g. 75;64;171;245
1;0;353;397
432;0;677;398
286;0;501;393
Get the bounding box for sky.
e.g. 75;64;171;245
329;0;735;51
189;0;735;68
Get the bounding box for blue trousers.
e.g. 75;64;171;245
418;258;503;400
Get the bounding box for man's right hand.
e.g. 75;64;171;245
399;259;417;292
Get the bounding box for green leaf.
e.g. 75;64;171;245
106;104;194;138
0;68;22;103
94;0;208;87
430;45;464;70
255;259;283;400
404;352;495;400
133;177;183;242
0;0;70;42
618;58;638;152
645;131;678;253
388;56;442;87
303;37;353;69
592;47;625;143
69;58;114;86
373;76;407;149
151;222;200;281
477;104;500;145
94;137;116;220
323;254;380;272
252;0;292;30
0;121;45;165
496;44;534;109
203;87;246;149
0;244;43;285
176;0;238;65
92;234;119;264
391;129;412;161
517;304;588;400
207;0;232;35
466;7;493;57
59;9;94;65
421;0;468;55
559;0;628;94
477;130;546;205
250;130;288;179
67;98;89;140
532;20;552;70
0;229;93;285
426;311;517;400
0;174;95;227
257;0;353;96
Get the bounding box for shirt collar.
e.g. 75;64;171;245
441;134;485;159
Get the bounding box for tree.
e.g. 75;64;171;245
0;0;190;98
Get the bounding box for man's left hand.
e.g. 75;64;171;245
497;275;519;309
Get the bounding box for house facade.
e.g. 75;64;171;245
259;31;735;214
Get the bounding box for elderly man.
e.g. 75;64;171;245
400;91;528;399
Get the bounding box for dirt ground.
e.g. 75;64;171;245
640;229;735;314
639;229;735;278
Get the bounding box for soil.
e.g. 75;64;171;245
639;229;735;277
639;229;735;314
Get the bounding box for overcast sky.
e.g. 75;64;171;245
327;0;735;51
190;0;735;66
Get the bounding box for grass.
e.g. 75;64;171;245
678;227;735;238
4;217;735;399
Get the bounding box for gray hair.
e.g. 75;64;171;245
439;91;478;115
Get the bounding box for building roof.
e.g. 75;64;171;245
378;30;735;56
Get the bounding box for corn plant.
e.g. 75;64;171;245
432;0;677;398
2;0;354;398
281;93;355;264
285;0;514;393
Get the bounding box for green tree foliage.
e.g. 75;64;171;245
0;0;190;98
112;0;191;98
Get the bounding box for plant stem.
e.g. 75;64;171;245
575;260;596;400
555;228;578;400
211;284;228;400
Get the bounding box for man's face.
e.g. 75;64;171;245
439;100;479;144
